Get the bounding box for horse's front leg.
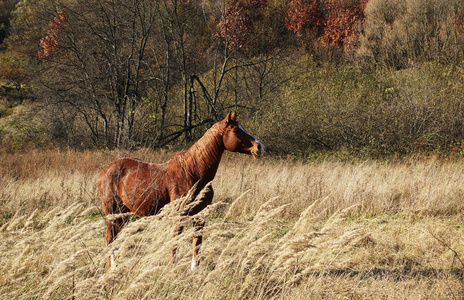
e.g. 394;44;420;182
191;218;206;270
189;187;213;270
170;221;183;265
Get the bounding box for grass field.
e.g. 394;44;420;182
1;150;464;299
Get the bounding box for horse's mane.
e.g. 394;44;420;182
170;122;225;178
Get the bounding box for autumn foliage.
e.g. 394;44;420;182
38;9;67;60
286;0;324;36
218;0;267;50
322;0;368;47
286;0;368;48
457;9;464;31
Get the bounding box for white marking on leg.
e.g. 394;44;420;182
191;255;197;271
110;252;117;269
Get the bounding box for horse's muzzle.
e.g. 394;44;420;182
251;140;264;159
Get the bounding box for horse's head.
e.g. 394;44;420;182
221;112;264;159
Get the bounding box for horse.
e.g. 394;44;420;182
98;112;264;270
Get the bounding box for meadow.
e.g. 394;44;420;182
1;149;464;299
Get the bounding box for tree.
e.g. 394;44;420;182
322;0;368;48
6;0;167;148
457;8;464;30
286;0;324;36
37;9;66;60
217;0;268;51
9;0;224;148
154;0;219;144
0;0;19;45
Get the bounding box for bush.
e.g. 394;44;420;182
253;58;464;158
356;0;464;69
0;50;27;88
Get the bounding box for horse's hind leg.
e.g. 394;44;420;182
105;218;117;268
101;188;129;267
105;215;128;244
98;162;132;268
105;214;130;268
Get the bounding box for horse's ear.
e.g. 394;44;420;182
225;111;237;124
225;111;232;124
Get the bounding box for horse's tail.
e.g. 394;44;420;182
98;159;132;248
98;159;131;217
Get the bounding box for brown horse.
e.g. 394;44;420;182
98;112;263;269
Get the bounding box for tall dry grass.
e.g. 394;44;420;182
1;150;464;299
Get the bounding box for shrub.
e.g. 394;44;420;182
253;58;464;157
356;0;464;69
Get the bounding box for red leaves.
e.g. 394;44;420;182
322;0;366;47
217;0;267;50
457;9;464;31
216;0;370;51
38;9;67;60
286;0;368;48
286;0;324;35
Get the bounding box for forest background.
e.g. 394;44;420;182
1;0;464;158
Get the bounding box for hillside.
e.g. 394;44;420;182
0;0;463;155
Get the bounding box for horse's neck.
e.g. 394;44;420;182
180;126;225;181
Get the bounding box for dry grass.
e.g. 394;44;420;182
1;150;464;299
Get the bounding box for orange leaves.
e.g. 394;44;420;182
217;0;267;50
38;9;67;60
322;0;366;47
286;0;324;35
457;9;464;31
286;0;368;48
